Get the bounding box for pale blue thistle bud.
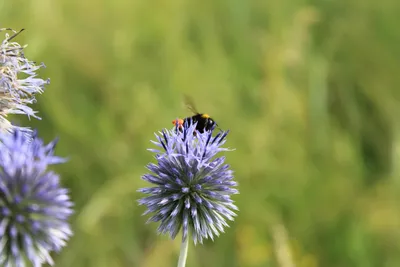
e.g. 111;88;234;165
0;28;50;134
0;129;73;266
138;120;239;245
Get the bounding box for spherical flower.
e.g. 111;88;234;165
0;28;50;134
0;129;73;267
138;120;239;244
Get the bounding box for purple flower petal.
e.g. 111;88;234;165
138;120;238;245
0;128;73;266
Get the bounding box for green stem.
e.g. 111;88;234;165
177;235;189;267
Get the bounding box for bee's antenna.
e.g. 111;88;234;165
213;123;223;133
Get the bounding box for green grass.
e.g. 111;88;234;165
2;0;400;266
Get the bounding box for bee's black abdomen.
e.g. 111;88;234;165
183;114;216;133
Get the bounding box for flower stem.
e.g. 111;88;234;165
177;235;189;267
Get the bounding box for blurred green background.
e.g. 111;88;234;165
2;0;400;266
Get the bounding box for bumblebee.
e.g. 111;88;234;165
172;95;218;133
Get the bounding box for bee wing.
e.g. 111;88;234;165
183;94;199;114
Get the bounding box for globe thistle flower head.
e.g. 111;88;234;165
0;129;73;267
138;119;239;245
0;28;50;134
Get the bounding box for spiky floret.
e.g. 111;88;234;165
0;28;49;134
0;129;73;267
138;120;238;244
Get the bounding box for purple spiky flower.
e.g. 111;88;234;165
0;28;50;134
0;129;73;267
138;120;239;245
